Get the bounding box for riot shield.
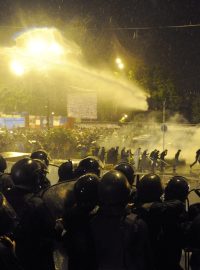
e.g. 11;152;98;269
41;180;76;220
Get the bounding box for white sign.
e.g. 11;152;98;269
67;92;97;119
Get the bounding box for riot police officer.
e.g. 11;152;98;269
0;193;23;270
6;158;56;270
91;170;152;270
58;160;74;183
158;176;189;270
75;156;102;178
63;173;100;270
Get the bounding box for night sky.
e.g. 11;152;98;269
1;0;200;93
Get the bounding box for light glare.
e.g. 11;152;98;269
118;63;124;70
116;58;122;64
49;42;63;55
27;39;47;55
10;60;25;76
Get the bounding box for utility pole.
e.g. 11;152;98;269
162;99;166;151
46;98;50;129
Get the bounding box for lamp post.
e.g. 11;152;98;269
161;99;167;151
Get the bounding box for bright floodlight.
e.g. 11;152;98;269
27;39;64;58
9;28;66;74
116;58;122;64
27;39;48;55
10;60;25;76
49;42;63;55
118;63;124;70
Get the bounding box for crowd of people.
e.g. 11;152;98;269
0;127;187;174
0;150;199;270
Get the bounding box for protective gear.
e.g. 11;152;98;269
0;155;7;173
98;170;131;206
0;173;14;194
137;173;163;203
30;150;50;166
58;160;74;182
164;176;189;201
41;181;75;220
75;157;101;177
74;173;99;207
114;162;135;185
0;193;17;236
33;159;50;189
11;158;46;192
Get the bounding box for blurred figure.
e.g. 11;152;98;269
139;149;149;172
160;149;168;173
120;147;126;161
99;147;106;163
173;149;181;173
113;146;119;165
133;147;141;171
107;147;115;164
190;149;200;169
92;146;100;157
91;170;152;270
58;160;74;183
150;150;159;173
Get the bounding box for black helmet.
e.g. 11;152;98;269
11;158;46;192
165;176;189;202
0;193;18;235
98;170;131;206
75;157;101;177
30;150;50;166
137;173;163;203
0;155;7;173
58;160;74;182
114;162;135;185
74;173;100;209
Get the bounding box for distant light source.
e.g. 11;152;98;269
10;60;25;76
115;57;125;70
116;58;122;64
49;42;63;55
118;63;124;70
27;39;47;55
119;114;128;123
10;29;65;75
